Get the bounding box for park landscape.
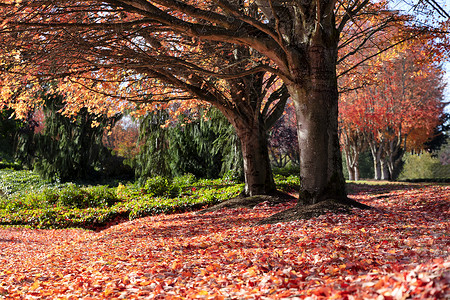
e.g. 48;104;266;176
0;0;450;299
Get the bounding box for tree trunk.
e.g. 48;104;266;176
374;157;382;180
344;150;355;180
354;163;360;181
287;44;347;205
384;137;405;180
368;140;383;180
233;119;276;196
381;159;390;180
347;164;355;181
344;146;361;181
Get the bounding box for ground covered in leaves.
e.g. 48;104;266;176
0;183;449;299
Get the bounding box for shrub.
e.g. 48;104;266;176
0;170;303;230
272;165;300;177
399;152;449;180
0;169;50;197
86;185;120;207
143;176;180;198
173;173;197;187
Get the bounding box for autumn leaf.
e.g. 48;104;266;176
0;184;448;299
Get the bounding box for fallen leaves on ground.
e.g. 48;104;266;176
0;184;449;299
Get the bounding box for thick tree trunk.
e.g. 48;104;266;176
287;44;347;205
233;119;276;196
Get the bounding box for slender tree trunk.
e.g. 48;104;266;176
368;141;383;180
344;150;355;180
233;119;276;196
344;147;361;181
287;44;347;205
354;163;360;181
347;164;355;181
384;137;405;180
381;159;390;180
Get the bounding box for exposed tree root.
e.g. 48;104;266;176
196;190;296;214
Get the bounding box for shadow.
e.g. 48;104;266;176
89;207;270;244
346;182;419;196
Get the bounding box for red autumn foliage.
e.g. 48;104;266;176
0;184;449;299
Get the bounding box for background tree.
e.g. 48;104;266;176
339;42;446;180
268;103;299;169
103;117;140;162
16;92;120;182
0;109;23;162
14;112;39;169
133;109;172;183
168;108;243;179
133;107;243;183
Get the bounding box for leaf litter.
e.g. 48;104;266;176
0;184;448;299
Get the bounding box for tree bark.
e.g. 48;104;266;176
232;118;276;196
368;140;383;180
287;43;347;205
380;159;390;180
347;161;355;181
344;148;361;181
354;162;360;181
384;137;405;180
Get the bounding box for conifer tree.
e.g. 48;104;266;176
17;93;119;182
134;108;243;182
0;109;24;162
169;109;243;179
134;109;172;184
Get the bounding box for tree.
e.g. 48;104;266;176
268;102;299;168
134;109;172;182
339;42;446;180
103;117;140;161
133;107;243;182
17;92;120;182
0;1;445;217
0;109;23;162
168;108;242;179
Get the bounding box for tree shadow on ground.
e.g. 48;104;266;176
346;182;419;196
196;190;296;214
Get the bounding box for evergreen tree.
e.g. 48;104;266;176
16;93;119;182
134;108;243;183
14;112;39;168
0;109;24;162
169;109;243;179
210;111;244;181
133;109;172;184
